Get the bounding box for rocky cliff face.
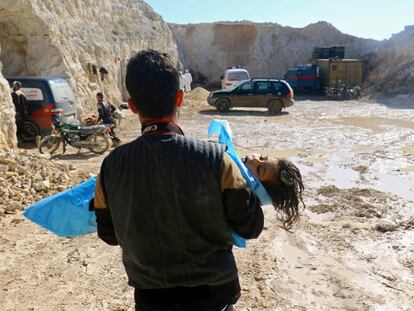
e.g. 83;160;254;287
0;0;177;149
0;49;17;150
171;21;380;86
0;0;177;115
363;26;414;94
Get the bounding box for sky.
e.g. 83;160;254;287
144;0;413;40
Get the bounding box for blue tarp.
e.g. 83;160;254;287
23;120;271;247
23;177;97;237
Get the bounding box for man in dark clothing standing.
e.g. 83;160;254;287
96;92;120;146
92;50;264;310
96;92;115;125
11;81;28;131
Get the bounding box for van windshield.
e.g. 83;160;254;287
228;71;249;81
50;82;75;103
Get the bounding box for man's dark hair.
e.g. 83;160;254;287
126;50;179;119
96;92;103;97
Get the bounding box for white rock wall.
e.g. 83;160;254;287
0;51;17;150
0;0;178;116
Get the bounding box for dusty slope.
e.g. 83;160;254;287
1;99;413;310
364;26;414;94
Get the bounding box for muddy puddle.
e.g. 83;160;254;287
330;116;414;132
291;155;414;202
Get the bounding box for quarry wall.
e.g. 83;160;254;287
0;0;178;148
171;21;414;95
171;21;379;86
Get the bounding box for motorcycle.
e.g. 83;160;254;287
84;115;121;147
347;85;362;99
325;84;361;100
39;109;112;155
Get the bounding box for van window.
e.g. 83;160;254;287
228;71;249;81
50;82;75;103
21;88;44;101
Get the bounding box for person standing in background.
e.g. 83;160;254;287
179;70;185;91
178;71;185;119
184;69;193;93
96;92;120;146
11;81;28;132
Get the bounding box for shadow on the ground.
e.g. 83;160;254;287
294;94;361;102
198;109;290;117
376;100;414;110
294;94;327;101
51;151;104;161
17;141;37;150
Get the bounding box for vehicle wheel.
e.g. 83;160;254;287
268;100;283;114
88;134;110;154
39;135;61;155
216;98;231;112
19;120;40;142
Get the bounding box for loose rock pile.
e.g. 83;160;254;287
0;151;75;216
184;87;211;109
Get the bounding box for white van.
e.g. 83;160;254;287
221;68;250;90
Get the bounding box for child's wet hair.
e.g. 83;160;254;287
262;159;305;230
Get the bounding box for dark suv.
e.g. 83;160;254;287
207;79;294;114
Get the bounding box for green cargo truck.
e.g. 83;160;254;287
315;59;363;89
308;58;363;98
286;45;363;98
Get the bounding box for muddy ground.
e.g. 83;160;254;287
1;97;413;310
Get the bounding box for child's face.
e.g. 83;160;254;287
244;154;278;184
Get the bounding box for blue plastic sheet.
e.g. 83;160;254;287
23;177;97;237
208;119;272;248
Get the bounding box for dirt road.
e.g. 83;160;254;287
1;97;413;310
